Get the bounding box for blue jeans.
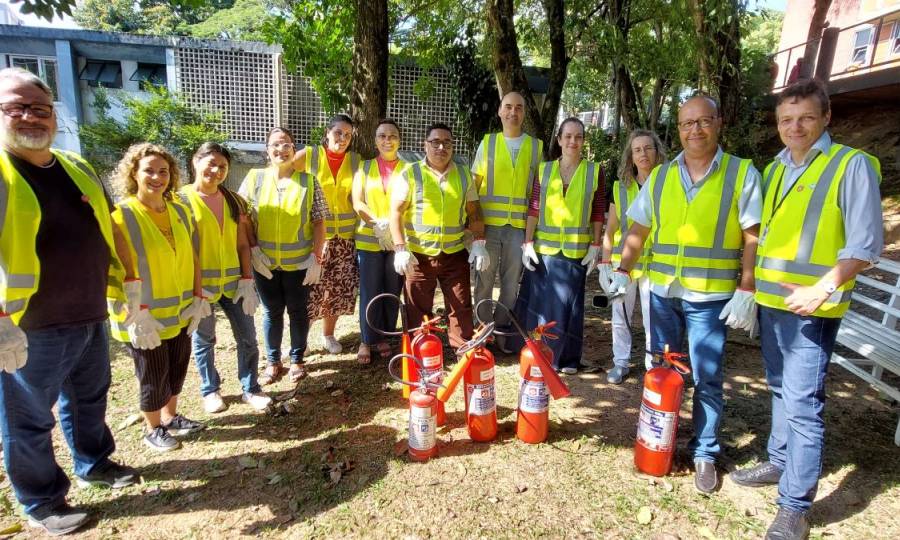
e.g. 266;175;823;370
192;294;261;396
522;254;587;370
649;292;729;463
357;249;403;345
760;306;841;513
254;268;309;365
0;322;116;516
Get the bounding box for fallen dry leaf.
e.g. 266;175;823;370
636;506;653;525
330;389;343;397
514;484;528;494
116;413;141;431
487;496;500;504
0;523;22;535
697;525;716;539
392;440;408;456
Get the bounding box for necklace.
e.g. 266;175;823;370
38;156;57;169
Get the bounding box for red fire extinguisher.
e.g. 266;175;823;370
634;345;692;476
438;322;498;442
516;322;558;444
411;316;446;427
389;353;441;462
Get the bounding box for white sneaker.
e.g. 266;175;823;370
242;392;272;411
323;335;343;354
559;367;578;375
203;392;226;413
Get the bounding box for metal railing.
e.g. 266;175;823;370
771;7;900;92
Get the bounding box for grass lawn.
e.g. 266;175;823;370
1;279;898;539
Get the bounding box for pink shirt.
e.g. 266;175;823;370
198;189;225;230
376;156;399;190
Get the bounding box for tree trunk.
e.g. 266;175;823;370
716;1;742;125
486;0;569;157
616;63;639;134
801;0;833;79
350;0;388;158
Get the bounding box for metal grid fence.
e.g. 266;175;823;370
173;43;466;158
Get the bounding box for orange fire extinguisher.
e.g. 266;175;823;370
411;316;446;427
439;321;498;442
634;345;692;476
365;293;418;398
388;353;441;462
515;322;558;444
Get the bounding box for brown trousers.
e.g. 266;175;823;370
404;250;473;348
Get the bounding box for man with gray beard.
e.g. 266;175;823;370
0;67;137;535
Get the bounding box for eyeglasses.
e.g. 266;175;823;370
426;139;454;149
1;102;54;119
329;130;353;140
267;142;294;151
677;116;718;131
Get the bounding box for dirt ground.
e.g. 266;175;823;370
1;262;899;539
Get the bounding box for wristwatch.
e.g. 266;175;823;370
819;280;837;295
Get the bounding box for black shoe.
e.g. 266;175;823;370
143;426;181;452
694;460;718;494
765;507;810;540
163;414;206;436
28;502;89;536
731;461;783;488
76;460;139;489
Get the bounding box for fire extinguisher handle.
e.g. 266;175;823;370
387;353;445;392
668;357;692;375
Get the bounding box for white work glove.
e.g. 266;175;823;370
183;294;213;335
468;239;491;273
233;278;259;316
372;219;394;251
0;315;27;373
581;244;602;276
719;288;759;337
608;270;632;303
250;246;273;279
300;255;322;286
597;261;614;294
393;249;418;276
521;241;539;271
127;308;164;350
123;279;142;326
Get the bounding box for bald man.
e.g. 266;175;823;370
610;95;762;494
470;92;543;351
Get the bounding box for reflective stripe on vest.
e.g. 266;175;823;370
248;168;313;271
179;187;242;301
405;162;467;255
610;179;650;278
311;145;359;239
534;160;597;258
480;133;540;228
112;202;193;338
754;144;879;317
355;158;403;252
647;155;745;293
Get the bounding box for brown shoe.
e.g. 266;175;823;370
694;460;718;494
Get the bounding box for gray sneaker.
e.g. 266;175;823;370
143;426;181;452
606;366;630;384
163;414;206;436
76;460;139;489
28;503;89;536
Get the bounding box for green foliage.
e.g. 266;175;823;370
79;86;228;177
261;0;354;115
72;0;237;36
444;29;501;153
12;0;74;21
585;127;622;183
187;0;270;40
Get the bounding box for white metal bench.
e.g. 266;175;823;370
830;257;900;446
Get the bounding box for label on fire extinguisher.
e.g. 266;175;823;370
465;382;496;416
642;387;662;406
422;354;442;369
636;403;676;452
518;378;549;413
480;367;495;382
529;365;543;378
408;405;436;451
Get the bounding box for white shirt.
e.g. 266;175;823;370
626;147;762;302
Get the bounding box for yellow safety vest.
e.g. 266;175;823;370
240;167;315;272
403;161;469;256
178;186;242;302
306;145;359;240
475;133;542;229
534;160;600;259
755;144;882;317
354;158;408;252
109;197;195;342
646;154;750;294
0;149;125;325
611;179;650;279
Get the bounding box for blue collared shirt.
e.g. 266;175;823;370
771;132;882;263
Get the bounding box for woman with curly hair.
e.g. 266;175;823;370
109;143;209;452
179;143;271;412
